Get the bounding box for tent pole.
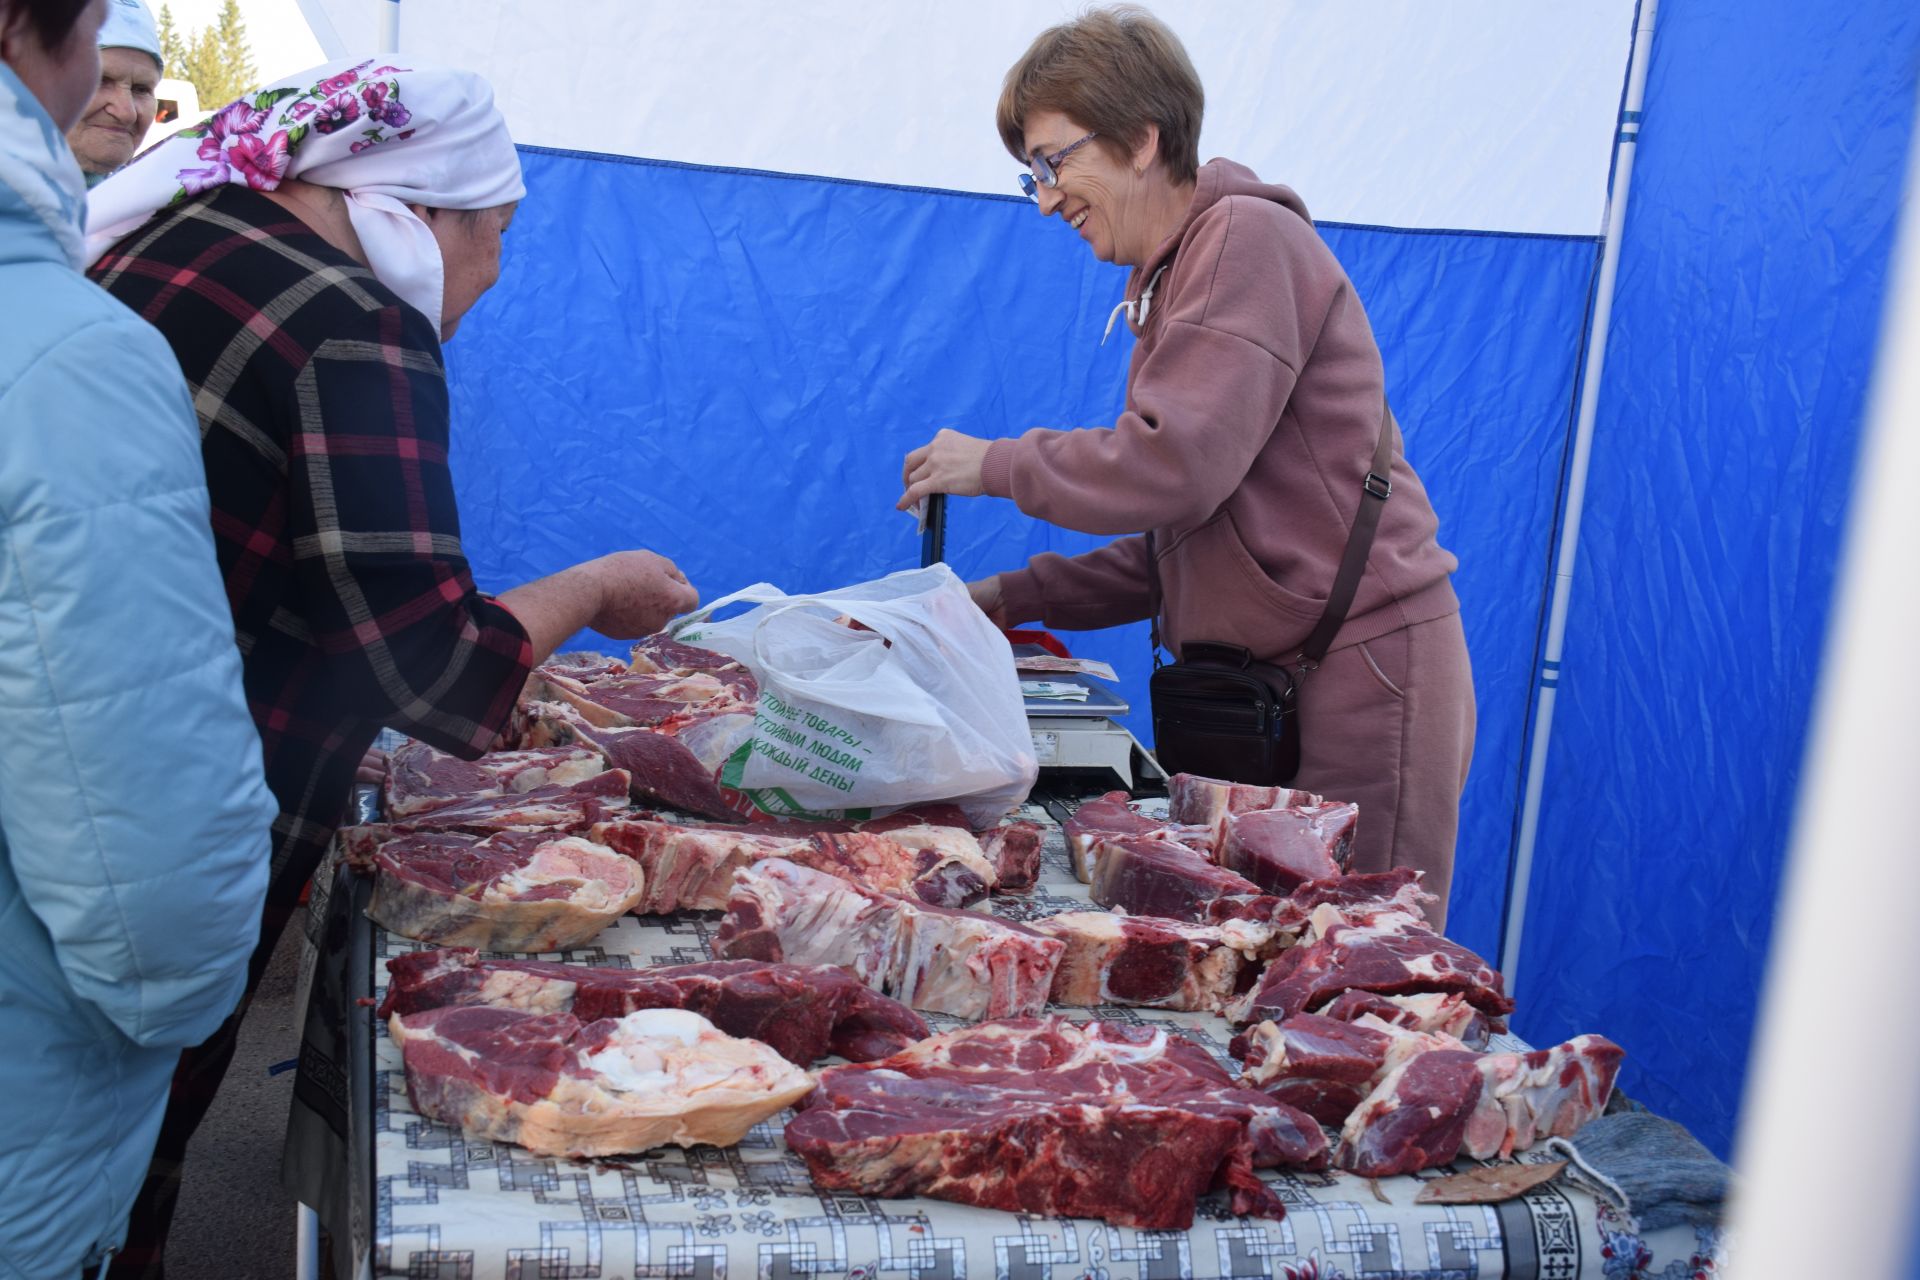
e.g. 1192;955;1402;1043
380;0;400;54
1499;0;1659;990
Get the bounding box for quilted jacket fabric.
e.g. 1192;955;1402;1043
0;63;275;1278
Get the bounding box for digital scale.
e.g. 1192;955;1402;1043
1015;646;1166;792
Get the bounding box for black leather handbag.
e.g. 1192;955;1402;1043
1148;399;1396;785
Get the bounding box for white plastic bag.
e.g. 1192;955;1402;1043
669;565;1037;826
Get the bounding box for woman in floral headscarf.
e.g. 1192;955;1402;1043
86;58;700;1277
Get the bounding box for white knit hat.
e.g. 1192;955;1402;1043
99;0;163;73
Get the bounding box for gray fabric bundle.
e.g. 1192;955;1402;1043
1546;1107;1732;1232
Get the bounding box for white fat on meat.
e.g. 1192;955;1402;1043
392;1005;816;1158
488;841;642;912
877;825;999;893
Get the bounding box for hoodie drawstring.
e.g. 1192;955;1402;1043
1102;263;1170;345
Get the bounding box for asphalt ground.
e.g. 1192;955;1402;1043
161;909;305;1279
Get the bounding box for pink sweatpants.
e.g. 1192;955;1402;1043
1289;611;1475;931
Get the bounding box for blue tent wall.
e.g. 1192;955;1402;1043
1516;0;1920;1158
443;148;1599;962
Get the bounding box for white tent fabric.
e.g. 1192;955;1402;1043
296;0;1634;233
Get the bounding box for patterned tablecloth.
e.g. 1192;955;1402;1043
307;795;1724;1280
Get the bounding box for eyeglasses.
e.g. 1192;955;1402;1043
1018;132;1098;200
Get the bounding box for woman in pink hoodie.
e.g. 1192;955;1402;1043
899;5;1475;929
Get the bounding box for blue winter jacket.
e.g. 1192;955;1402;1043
0;65;276;1278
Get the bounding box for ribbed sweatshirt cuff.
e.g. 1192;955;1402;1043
980;438;1016;499
995;567;1045;629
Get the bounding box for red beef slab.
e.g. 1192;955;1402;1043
379;948;928;1065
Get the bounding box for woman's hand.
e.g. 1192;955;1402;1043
898;429;992;510
355;747;389;785
969;575;1010;628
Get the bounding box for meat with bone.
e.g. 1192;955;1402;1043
1032;911;1270;1013
378;948;927;1065
1088;835;1261;922
1234;1013;1396;1126
1204;868;1437;934
362;829;646;952
391;1005;814;1158
714;859;1063;1019
1314;989;1502;1049
382;741;608;819
1168;774;1324;848
785;1016;1321;1229
1217;802;1358;893
1335;1033;1625;1176
588;818;991;912
1228;913;1514;1025
628;633;751;677
1062;791;1213;881
978;820;1044;892
520;696;753;820
353;768;632;842
530;662;756;730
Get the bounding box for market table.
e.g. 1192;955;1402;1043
285;788;1722;1280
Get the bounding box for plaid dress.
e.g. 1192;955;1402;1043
89;184;532;1276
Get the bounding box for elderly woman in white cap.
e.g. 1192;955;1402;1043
65;0;159;182
85;58;700;1276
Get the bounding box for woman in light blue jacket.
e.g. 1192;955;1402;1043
0;1;277;1274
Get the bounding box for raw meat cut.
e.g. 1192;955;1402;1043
1228;914;1514;1025
1335;1034;1624;1176
360;768;633;839
531;663;756;730
383;741;607;819
714;859;1063;1019
1235;1013;1396;1126
363;829;645;952
1088;836;1261;921
378;948;927;1065
845;824;997;905
979;820;1044;892
587;818;991;912
1062;791;1212;881
585;817;796;912
520;696;752;820
1205;868;1436;934
1314;989;1502;1049
390;1005;813;1157
1167;774;1323;847
785;1016;1322;1229
1032;911;1267;1013
1217;802;1358;893
628;633;751;677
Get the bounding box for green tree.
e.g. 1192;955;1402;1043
156;3;188;73
166;0;258;109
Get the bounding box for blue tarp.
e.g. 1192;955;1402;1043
445;149;1598;965
1517;0;1920;1158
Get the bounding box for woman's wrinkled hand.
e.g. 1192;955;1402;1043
898;429;992;510
586;550;700;638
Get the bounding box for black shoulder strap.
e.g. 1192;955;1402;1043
1149;395;1395;668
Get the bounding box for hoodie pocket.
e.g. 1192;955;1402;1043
1157;510;1327;655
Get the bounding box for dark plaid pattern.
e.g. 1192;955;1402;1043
90;186;532;1277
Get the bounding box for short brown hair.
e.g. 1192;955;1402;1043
997;5;1205;185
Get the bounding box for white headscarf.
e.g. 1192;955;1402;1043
86;57;525;335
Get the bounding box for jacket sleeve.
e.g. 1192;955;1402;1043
996;535;1155;633
980;198;1327;534
0;314;277;1048
283;302;532;760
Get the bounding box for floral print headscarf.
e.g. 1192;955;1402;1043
85;57;525;335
